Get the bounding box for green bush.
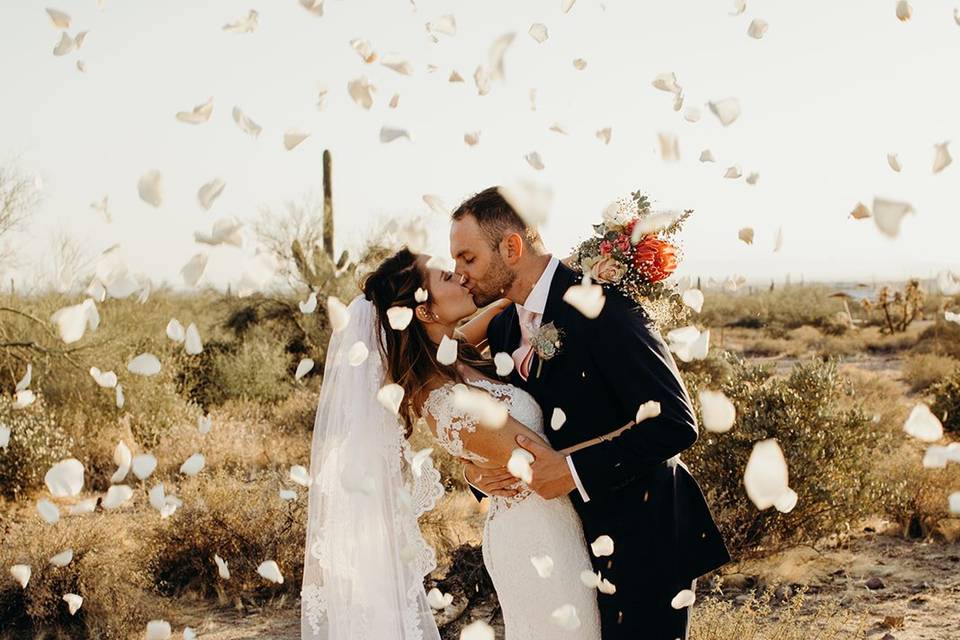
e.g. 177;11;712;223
209;335;292;405
930;369;960;435
0;393;74;500
683;355;892;554
902;353;959;393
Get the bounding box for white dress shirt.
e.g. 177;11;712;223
515;256;592;503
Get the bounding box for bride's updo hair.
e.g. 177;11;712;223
362;248;497;437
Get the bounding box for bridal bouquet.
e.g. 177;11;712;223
570;189;692;327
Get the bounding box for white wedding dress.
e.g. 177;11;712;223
423;378;602;640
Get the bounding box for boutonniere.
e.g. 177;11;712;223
528;321;563;378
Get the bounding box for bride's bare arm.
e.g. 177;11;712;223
423;402;549;469
456;298;511;347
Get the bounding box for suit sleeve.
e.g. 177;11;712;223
567;291;699;499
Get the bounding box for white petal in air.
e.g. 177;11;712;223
872;197;914;239
672;589;696;609
295;358;315;381
175;97;213;125
452;384;509;428
127;353;161;376
50;549;73;567
563;277;605;319
746;172;760;186
699;390;736;433
184;323;203;355
635;400;661;423
730;0;746;15
887;153;902;172
460;621;495;640
652;72;682;94
551;604;581;631
132;453;157;480
198;415;212;434
494;352;515;377
232;106;262;137
498;181;553;228
525;152;545;171
388;306;414;330
896;0;912;22
299;292;318;314
284;130;311;150
166;318;185;342
437;334;458;365
590;535;614;557
38;499;60;524
412;448;435;478
350;38;377;63
214;554;231;579
377;383;405;415
530;554;554;578
743;438;790;509
937;270;960;295
10;565;31;589
708;98;741;126
180;453;205;476
197;178;226;211
380;127;411;143
658;133;680;161
738;227;754;245
348;77;376;110
949;492;960;515
933;142;952;174
46;8;71;28
724;165;742;179
684;107;701;123
529;23;549;43
580;570;601;588
699;149;716;163
102;484;134;509
223;10;258;33
903;404;943;442
0;425;10;450
415;288;429;302
573;58;587;70
774;487;798;513
945;311;960;325
53;32;76;56
464;131;481;146
381;53;413;75
45;458;85;497
551;407;567;431
289;465;311;487
507;448;534;484
13;390;36;410
596;127;612;145
348;341;370;366
426;588;454;609
747;19;768;39
257;561;284;584
326;297;349;332
682;288;704;313
137;170;164;207
426;14;457;39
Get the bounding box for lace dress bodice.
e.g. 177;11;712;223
422;378;545;511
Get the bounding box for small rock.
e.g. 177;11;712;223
866;577;886;590
880;634;896;640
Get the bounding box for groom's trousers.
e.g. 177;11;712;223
597;578;696;640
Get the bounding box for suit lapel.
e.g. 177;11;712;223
527;263;579;384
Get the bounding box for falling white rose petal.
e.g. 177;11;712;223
590;535;614;557
738;228;754;245
111;440;131;483
896;0;911;22
658;132;680;161
904;404;943;442
377;383;405;415
299;0;324;16
464;131;481;146
730;0;746;15
699;390;736;433
348;76;376;110
774;487;798;513
295;358;315;381
348;341;370;366
145;620;172;640
933;142;952;174
551;407;567;431
184;323;203;355
708;98;741;126
530;554;554;578
115;384;124;408
180;253;208;287
137;170;164;207
50;549;73;567
53;32;76;56
326;296;350;332
635;400;661;423
437;334;458;365
175;97;213;125
724;165;742;179
37;498;60;524
385;306;413;331
498;181;553;228
671;589;696;609
551;604;581;631
102;484;134;509
299;292;318;314
746;172;760;186
10;565;31;589
652;72;682;94
682;288;704;313
380;127;411;143
13;389;36;410
289;465;311;487
68;498;97;515
747;19;768;39
573;58;587;70
46;8;71;28
949;492;960;515
563;277;605;319
699;149;716;163
580;569;601;588
15;363;31;392
62;592;83;615
179;453;205;476
426;14;457;40
381;53;413;75
507;448;534;484
744;438;789;509
166;318;185;342
223;9;258;33
45;458;84;497
872;197;914;239
257;560;284;584
460;621;495;640
452;384;509;428
132;453;158;480
198;415;212;434
945;311;960;325
936;270;960;295
525;152;545;171
494;352;515;377
415;287;429;303
596;127;612;145
529;23;548;43
426;587;454;609
279;489;297;501
127;353;161;376
773;227;785;253
232;106;262;137
214;554;231;579
887;153;902;172
284;130;311;151
197;178;226;211
0;425;10;450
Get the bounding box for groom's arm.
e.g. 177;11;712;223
567;291;698;500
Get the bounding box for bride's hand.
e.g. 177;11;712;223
463;460;519;498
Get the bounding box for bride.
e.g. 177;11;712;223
300;247;602;639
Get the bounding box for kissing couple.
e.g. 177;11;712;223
300;187;730;640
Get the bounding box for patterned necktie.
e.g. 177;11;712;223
512;307;538;381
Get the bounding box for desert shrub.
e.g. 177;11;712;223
683;356;891;554
209;336;292;406
690;589;865;640
901;353;959;393
268;387;321;434
914;320;960;359
930;369;960;434
700;286;843;330
0;511;163;639
146;470;306;603
0;393;73;500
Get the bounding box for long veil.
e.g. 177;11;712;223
301;295;444;640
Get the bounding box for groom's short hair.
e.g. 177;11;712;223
452;187;544;251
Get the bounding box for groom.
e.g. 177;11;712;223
449;187;730;640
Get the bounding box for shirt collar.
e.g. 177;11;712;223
518;255;559;316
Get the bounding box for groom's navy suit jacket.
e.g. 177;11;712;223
485;263;730;600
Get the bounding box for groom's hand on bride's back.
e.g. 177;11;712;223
462;461;519;498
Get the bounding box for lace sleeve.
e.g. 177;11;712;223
422;383;489;464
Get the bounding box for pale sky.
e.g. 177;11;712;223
1;0;959;293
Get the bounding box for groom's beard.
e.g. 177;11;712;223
471;262;515;307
